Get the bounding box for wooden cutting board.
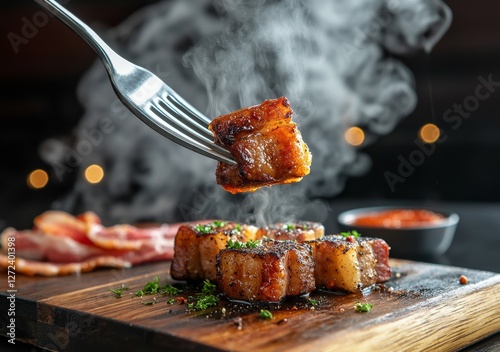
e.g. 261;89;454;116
1;259;499;352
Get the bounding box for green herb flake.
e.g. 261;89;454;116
201;279;217;295
162;284;183;296
188;294;218;310
284;223;296;231
246;239;261;248
259;309;273;319
212;221;227;228
167;298;175;304
226;239;243;249
354;302;373;313
226;239;262;250
339;230;361;239
135;276;161;296
351;230;361;238
162;285;182;295
308;298;319;306
194;224;213;234
142;300;156;306
186;280;219;311
109;286;129;298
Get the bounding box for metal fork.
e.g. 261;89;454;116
34;0;236;165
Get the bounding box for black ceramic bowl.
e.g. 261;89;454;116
337;206;459;258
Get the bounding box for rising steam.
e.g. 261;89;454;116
41;0;451;225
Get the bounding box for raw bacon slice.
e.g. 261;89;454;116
1;227;109;263
0;211;185;276
87;224;178;251
34;210;96;246
208;97;312;194
0;254;130;277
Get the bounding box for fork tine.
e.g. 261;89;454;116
149;101;236;164
158;96;214;140
153;98;229;155
165;90;212;125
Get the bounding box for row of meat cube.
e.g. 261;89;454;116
170;221;391;302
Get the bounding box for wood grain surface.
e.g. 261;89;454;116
1;259;499;352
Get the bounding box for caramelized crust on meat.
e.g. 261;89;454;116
216;240;315;302
308;235;391;292
170;222;258;281
256;221;324;242
208;97;312;194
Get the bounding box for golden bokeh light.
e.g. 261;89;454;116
27;169;49;189
84;164;104;184
419;123;440;143
344;126;365;147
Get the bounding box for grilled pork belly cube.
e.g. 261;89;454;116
170;221;258;281
257;221;324;242
208;97;312;194
216;240;315;302
308;235;391;292
358;236;392;282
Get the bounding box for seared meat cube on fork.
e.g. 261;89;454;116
208;97;312;194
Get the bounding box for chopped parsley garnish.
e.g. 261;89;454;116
162;284;183;296
226;239;244;249
188;280;219;311
212;221;227;228
201;279;217;295
234;224;242;232
308;298;319;306
339;230;361;239
132;276;184;306
194;224;214;234
259;309;273;319
284;223;296;231
188;294;218;310
135;275;161;296
226;239;262;249
194;221;227;234
354;302;373;313
109;286;129;298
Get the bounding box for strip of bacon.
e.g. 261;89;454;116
1;228;109;263
0;254;130;276
86;224;177;251
0;211;187;276
33;211;96;246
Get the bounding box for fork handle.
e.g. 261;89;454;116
34;0;125;74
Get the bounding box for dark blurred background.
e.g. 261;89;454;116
1;0;500;229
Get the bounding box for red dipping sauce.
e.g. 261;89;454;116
351;209;445;229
